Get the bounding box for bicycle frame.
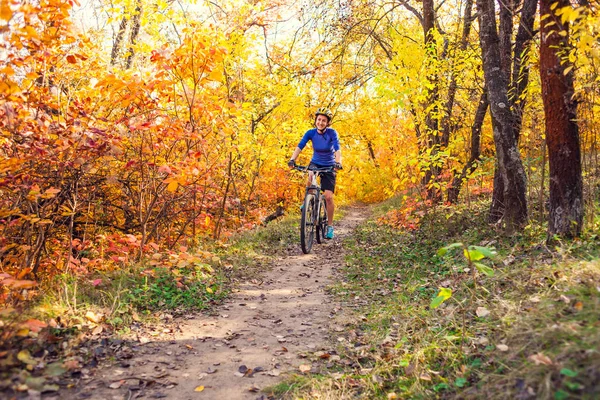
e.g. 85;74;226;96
294;165;333;253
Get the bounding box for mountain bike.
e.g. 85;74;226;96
293;165;334;254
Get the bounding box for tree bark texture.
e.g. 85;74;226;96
110;16;128;66
540;0;583;237
477;0;528;228
488;0;537;221
510;0;538;136
125;0;143;70
421;0;442;201
498;0;514;72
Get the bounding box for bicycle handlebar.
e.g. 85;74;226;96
293;165;336;173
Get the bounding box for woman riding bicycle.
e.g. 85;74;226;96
288;108;342;239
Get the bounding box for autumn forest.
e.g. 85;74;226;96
1;0;600;398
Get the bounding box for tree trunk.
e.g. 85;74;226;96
488;0;537;222
498;0;514;73
447;90;488;203
511;0;538;137
366;140;379;168
488;163;505;223
421;0;442;202
125;0;142;69
477;0;528;229
540;0;583;238
110;16;128;66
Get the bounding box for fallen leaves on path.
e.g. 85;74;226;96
528;352;553;366
299;364;311;373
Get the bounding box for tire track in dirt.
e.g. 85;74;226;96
72;205;369;400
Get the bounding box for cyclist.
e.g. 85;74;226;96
288;108;342;239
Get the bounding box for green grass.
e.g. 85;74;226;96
281;198;600;399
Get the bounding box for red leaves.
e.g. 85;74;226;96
3;279;37;289
158;164;172;175
0;0;290;304
0;273;38;291
21;319;47;333
378;196;425;231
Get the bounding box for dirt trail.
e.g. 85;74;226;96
73;205;369;400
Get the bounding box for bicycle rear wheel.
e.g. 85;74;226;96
300;194;316;253
316;197;327;244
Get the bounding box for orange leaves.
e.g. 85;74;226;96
150;25;228;93
0;273;38;307
0;2;13;22
2;279;37;290
378;195;427;231
207;67;224;82
165;179;179;193
0;273;37;290
0;0;379;300
157;164;172;175
0;80;20;95
21;319;47;333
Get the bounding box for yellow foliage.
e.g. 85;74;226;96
0;0;597;287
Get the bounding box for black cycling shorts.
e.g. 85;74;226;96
310;163;337;193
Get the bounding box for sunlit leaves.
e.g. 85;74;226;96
430;287;452;309
0;3;13;22
473;262;494;277
437;242;464;257
468;245;497;259
437;243;497;278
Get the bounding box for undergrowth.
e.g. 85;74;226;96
29;213;300;327
277;199;600;400
0;212;299;395
0;214;297;358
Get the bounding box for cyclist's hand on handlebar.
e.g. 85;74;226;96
334;162;343;171
288;159;296;168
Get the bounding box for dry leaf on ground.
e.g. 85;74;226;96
419;373;432;381
299;364;311;373
528;352;553;365
497;344;509;352
109;381;124;389
85;311;103;324
476;307;490;317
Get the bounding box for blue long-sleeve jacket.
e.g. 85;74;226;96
297;128;340;166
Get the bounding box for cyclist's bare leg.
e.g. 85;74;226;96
324;190;334;225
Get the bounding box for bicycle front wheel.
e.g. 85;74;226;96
300;194;316;254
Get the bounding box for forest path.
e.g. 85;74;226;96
74;205;370;400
